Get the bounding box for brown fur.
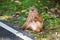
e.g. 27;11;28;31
21;7;43;32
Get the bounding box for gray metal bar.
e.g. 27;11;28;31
0;20;36;40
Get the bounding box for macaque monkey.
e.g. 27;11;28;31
22;7;43;32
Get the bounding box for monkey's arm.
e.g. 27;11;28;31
35;14;43;22
21;17;32;30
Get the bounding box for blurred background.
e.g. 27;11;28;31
0;0;60;40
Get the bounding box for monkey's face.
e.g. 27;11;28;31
29;7;38;18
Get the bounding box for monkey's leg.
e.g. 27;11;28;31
22;26;28;30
